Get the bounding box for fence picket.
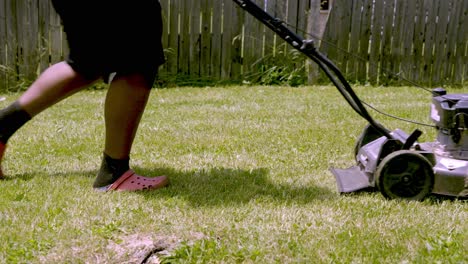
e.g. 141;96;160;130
166;0;179;76
22;0;39;80
297;0;309;37
38;0;50;74
400;0;417;82
48;2;62;64
287;0;299;34
338;0;352;77
412;0;427;83
200;0;212;77
15;0;26;79
230;1;243;79
179;0;190;75
211;0;223;79
357;0;372;82
264;0;277;58
445;0;460;82
221;0;233;78
390;0;405;81
454;0;467;84
432;0;450;84
321;2;338;63
159;0;169;75
0;0;6;89
368;0;383;84
190;1;201;77
307;0;322;83
244;0;267;79
5;0;18;88
380;0;395;84
348;0;364;82
421;0;437;84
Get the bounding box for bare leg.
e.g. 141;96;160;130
103;74;151;159
18;61;97;116
0;61;96;178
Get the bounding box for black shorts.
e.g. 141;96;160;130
52;0;165;87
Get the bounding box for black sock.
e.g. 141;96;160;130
94;153;130;188
0;101;31;144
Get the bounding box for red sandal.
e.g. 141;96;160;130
106;170;169;191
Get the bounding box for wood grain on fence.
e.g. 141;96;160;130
445;0;460;82
0;0;466;90
390;0;404;81
454;0;468;84
0;0;7;86
357;0;372;82
323;0;467;86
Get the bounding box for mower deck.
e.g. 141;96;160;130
330;166;371;193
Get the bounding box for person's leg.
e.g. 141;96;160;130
0;61;97;178
104;74;151;160
93;74;168;190
18;61;96;117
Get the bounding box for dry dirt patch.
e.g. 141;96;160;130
106;233;180;263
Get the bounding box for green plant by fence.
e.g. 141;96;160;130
0;0;466;90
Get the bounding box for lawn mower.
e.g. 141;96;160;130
232;0;468;200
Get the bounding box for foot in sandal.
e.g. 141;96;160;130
94;153;169;192
103;170;169;191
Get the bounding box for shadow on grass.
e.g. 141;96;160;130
2;173;36;182
135;166;334;207
5;169;465;206
4;166;333;206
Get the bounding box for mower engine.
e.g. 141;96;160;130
331;88;468;200
432;88;468;159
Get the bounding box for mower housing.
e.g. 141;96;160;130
331;88;468;200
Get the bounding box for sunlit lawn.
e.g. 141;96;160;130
0;85;466;263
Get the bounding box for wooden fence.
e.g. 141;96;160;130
0;0;66;90
0;0;467;90
158;0;316;83
322;0;467;86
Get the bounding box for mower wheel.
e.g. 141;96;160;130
376;150;434;201
354;124;385;160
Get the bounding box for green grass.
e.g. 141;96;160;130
0;85;466;263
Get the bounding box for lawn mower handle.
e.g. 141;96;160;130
232;0;392;139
